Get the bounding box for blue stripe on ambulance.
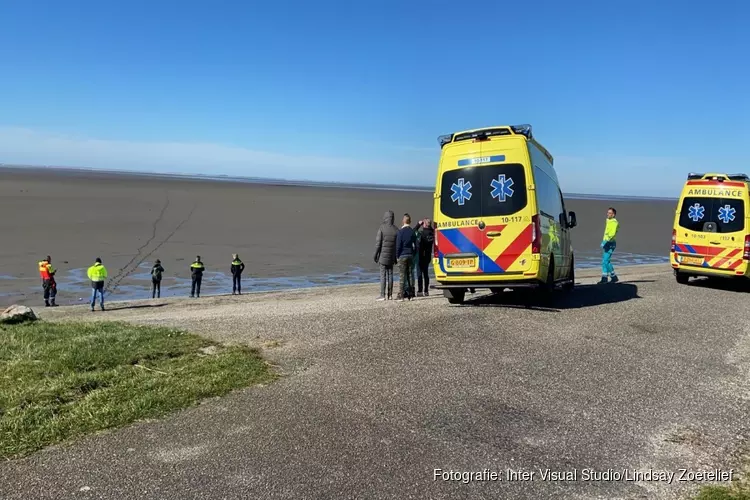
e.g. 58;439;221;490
440;228;505;273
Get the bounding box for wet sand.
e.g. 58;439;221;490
0;167;677;306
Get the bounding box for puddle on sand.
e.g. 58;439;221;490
11;253;668;304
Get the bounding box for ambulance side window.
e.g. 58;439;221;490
534;167;562;220
558;188;569;227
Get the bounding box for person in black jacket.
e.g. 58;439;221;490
190;256;205;298
415;218;434;296
231;253;245;295
395;214;416;301
151;259;165;298
374;210;399;300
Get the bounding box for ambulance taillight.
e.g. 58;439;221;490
671;230;677;253
744;235;750;260
433;222;439;259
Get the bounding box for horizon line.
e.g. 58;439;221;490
0;163;680;201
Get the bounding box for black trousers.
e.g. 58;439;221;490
232;273;242;293
42;279;57;301
191;275;202;297
417;257;430;292
152;279;161;298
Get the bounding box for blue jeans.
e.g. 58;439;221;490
411;253;418;289
91;283;105;308
602;241;616;276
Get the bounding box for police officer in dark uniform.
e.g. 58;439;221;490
230;254;245;295
190;256;205;298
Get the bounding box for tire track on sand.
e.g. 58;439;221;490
107;201;198;295
106;192;170;293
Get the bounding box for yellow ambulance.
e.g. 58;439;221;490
671;172;750;284
431;124;578;304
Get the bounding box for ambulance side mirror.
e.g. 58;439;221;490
567;211;577;228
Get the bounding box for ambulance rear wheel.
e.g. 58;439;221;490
444;288;465;304
675;271;689;285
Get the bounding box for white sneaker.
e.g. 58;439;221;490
376;297;386;301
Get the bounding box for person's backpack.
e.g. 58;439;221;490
151;266;162;280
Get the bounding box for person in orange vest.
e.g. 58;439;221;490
38;255;58;307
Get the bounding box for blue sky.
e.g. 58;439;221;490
0;0;748;197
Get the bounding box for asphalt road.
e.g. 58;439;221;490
1;264;748;500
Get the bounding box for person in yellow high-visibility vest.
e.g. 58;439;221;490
599;207;620;284
87;257;108;311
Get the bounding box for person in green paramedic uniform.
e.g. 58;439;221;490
599;207;619;284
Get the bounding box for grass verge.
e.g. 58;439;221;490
695;482;750;500
693;458;749;499
0;320;275;459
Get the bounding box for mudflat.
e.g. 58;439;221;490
0;167;677;306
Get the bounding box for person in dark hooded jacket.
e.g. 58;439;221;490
151;259;164;298
374;210;399;300
415;218;434;296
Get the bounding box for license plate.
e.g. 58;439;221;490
448;258;475;268
681;256;704;266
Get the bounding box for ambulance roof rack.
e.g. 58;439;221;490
687;172;750;182
438;124;534;149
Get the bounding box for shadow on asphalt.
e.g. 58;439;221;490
461;282;643;312
684;276;750;293
105;303;169;311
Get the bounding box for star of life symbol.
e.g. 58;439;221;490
718;204;736;224
490;175;514;202
450;178;472;205
687;203;704;222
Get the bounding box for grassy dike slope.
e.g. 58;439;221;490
0;320;275;459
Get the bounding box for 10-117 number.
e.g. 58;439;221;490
500;216;524;223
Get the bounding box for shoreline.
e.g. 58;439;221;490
13;263;673;311
1;254;671;307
